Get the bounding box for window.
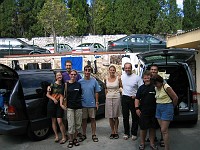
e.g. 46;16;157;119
145;36;160;44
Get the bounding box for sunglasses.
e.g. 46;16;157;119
84;69;91;72
70;74;77;76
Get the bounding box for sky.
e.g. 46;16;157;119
177;0;183;9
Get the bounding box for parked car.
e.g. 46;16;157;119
0;64;105;140
107;34;166;53
42;43;72;53
72;43;105;53
0;38;51;58
136;49;198;124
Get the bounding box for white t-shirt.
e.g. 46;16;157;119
121;73;143;97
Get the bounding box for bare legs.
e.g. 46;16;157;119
51;118;66;141
109;117;119;134
139;128;155;146
57;118;67;141
158;119;171;150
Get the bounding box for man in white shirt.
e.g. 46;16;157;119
121;62;143;140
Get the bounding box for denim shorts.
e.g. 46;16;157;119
156;103;174;121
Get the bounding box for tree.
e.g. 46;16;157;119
68;0;89;35
153;0;181;34
183;0;197;30
38;0;77;52
0;0;18;37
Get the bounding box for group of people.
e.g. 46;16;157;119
46;60;178;150
104;63;178;150
46;60;100;148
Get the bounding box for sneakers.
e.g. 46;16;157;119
131;135;137;141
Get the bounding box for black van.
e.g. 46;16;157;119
137;49;198;124
0;64;105;140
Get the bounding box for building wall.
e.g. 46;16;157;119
20;35;126;49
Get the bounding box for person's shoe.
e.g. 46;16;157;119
123;134;129;140
131;135;137;141
114;134;119;139
109;134;114;139
139;144;145;150
150;144;158;150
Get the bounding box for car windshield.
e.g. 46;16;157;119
78;43;92;47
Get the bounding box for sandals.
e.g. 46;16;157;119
73;139;80;146
68;141;73;148
54;137;59;143
139;144;145;150
160;139;165;147
150;145;158;150
79;134;87;142
59;138;67;144
110;134;115;139
114;134;119;139
92;135;99;142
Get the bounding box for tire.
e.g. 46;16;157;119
28;125;50;141
29;51;40;55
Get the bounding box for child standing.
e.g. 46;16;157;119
135;71;158;150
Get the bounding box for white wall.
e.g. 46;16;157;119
20;35;126;49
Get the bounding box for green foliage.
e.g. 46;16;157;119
68;0;89;35
153;0;181;34
183;0;198;30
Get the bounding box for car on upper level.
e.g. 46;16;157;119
0;38;51;58
42;43;72;53
107;34;166;53
72;43;105;53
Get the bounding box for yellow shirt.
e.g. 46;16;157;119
155;83;172;104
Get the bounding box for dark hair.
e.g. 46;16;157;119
54;71;62;80
142;70;151;78
84;65;91;70
151;74;164;84
70;69;77;75
65;60;72;65
150;64;158;70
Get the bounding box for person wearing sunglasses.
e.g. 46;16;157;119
63;70;82;148
78;65;101;142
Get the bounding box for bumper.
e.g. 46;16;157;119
0;119;29;135
174;111;198;122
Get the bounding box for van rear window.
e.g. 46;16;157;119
19;73;54;96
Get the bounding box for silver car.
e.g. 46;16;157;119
43;43;72;53
72;43;105;53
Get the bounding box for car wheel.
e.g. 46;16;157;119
123;48;132;53
29;52;40;55
28;125;50;141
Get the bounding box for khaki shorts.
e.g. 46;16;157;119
67;108;82;134
82;108;96;119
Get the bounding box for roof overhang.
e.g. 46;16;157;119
167;28;200;50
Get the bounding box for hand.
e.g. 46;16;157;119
96;103;99;110
53;99;58;104
136;109;141;117
61;105;67;110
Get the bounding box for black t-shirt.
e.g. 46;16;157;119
136;84;156;115
66;82;82;109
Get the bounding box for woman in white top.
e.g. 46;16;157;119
104;65;122;139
